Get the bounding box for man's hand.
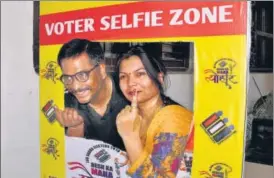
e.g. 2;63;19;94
55;107;84;128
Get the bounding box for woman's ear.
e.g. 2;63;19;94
158;72;164;85
99;63;107;79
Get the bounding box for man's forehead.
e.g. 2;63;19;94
60;56;98;75
61;53;95;66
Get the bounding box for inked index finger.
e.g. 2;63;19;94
131;90;138;114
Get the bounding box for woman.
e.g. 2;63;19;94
115;45;193;177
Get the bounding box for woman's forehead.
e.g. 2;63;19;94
120;56;145;72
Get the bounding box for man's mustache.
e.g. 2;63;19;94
68;87;92;94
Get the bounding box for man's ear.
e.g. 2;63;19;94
158;72;164;85
99;63;107;79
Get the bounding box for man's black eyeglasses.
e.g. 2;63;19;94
60;64;99;85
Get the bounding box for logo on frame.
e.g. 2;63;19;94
200;163;232;178
201;111;235;144
41;137;60;160
204;58;238;89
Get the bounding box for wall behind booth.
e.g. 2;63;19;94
1;1;40;178
1;1;272;178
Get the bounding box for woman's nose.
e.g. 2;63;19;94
127;75;137;87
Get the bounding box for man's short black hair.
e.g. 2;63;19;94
57;38;104;66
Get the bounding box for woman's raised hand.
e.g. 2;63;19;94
116;91;141;139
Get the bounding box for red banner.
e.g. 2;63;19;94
40;1;247;45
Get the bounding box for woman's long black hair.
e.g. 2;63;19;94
115;45;181;106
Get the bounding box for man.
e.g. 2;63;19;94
55;38;129;151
